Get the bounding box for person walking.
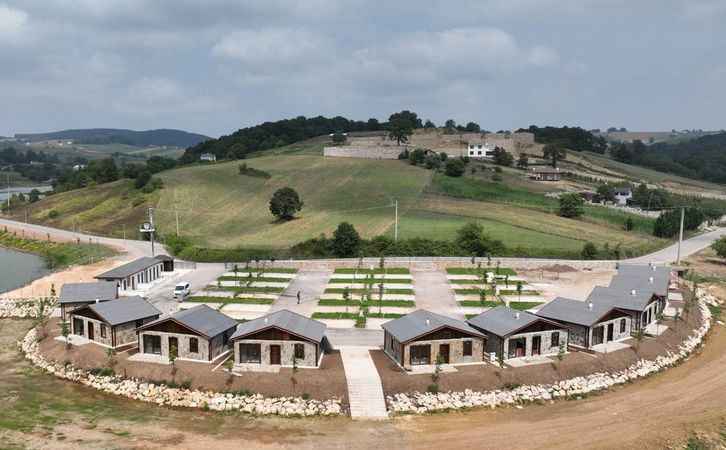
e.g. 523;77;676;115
297;290;301;304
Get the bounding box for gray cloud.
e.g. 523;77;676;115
0;0;724;137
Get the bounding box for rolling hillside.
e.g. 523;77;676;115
15;128;210;148
13;143;670;258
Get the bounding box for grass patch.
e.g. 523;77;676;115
324;288;414;295
328;278;412;284
229;267;298;273
458;301;502;308
333;268;410;274
186;296;274;305
367;312;404;319
446;267;517;276
708;304;722;318
318;299;415;307
208;286;284;294
218;276;292;283
449;278;523;285
0;229;115;269
509;302;545;310
454;288;539;296
311;312;359;320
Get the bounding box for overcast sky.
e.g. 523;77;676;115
1;0;725;138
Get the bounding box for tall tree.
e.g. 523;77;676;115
543;144;566;168
269;187;304;221
331;222;362;257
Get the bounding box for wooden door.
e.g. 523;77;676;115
592;326;604;345
515;340;525;357
87;323;94;341
72;318;84;336
607;323;614;342
270;345;281;365
439;344;450;364
532;335;541;356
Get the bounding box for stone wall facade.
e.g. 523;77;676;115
588;316;631;347
399;338;484;370
486;329;567;360
323;146;404;159
234;340;320;368
71;314;113;347
139;330;212;362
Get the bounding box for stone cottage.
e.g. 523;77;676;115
536;298;632;349
230;310;328;369
382;309;486;370
136;304;237;363
68;296;160;348
467;306;568;361
59;281;118;320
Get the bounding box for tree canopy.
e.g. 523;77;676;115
331;222;362;257
559;193;584;218
517;125;607;153
543;144;567;168
269;187;304;221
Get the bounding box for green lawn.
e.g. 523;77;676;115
318;299;415;307
458;301;502;308
324;288;414;295
509;302;545;310
333;268;410;274
218;276;292;283
186;296;274;305
446;267;517;276
328;278;411;284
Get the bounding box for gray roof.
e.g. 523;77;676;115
382;309;485;343
141;304;237;338
609;264;670;297
80;296;160;326
536;297;622;327
59;281;118;304
95;257;162;280
231;309;326;343
588;285;655;312
467;306;560;337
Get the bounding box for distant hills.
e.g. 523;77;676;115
14;128;211;148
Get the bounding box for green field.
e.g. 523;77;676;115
15;148;673;258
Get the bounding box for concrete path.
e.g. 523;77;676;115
629;227;726;264
412;270;462;319
327;328;383;348
340;347;388;420
271;269;331;317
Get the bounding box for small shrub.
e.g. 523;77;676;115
48;210;60;219
301;393;311;400
426;383;439;393
180;379;193;390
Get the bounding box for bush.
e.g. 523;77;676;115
712;236;726;259
455;222;506;257
444;159;466;177
426;383;439;393
269;187;303;221
135;170;152;189
331;222;361;257
408;148;427;166
238;163;271;178
559;193;584;218
492;174;503;182
48;210;59;219
581;242;598;260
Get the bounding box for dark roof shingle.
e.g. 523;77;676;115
80;296;160;326
140;305;237;338
536;297;622;327
231;310;326;343
95;257;161;280
59;281;118;304
382;309;485;343
467;306;561;337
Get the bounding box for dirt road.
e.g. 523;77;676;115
2;318;725;449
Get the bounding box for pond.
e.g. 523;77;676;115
0;247;49;294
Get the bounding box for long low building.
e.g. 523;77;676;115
95;257;165;291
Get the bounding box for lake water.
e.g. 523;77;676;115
0;247;49;294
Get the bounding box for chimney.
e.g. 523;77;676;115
425;319;430;326
264;317;268;324
649;276;654;284
95;298;100;304
631;289;637;296
514;312;520;320
652;265;657;272
588;302;593;310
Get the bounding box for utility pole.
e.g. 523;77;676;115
122;224;126;241
5;173;10;211
676;206;685;264
394;199;399;242
175;209;180;236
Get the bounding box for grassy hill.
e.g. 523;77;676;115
15;128;210;148
13;144;670;258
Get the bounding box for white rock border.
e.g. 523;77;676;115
386;290;715;416
17;329;343;417
0;297;56;319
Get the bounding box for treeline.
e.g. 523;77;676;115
517;125;607;153
53;156;176;193
610;132;726;184
181;116;386;163
0;147;63;182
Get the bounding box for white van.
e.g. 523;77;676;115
173;282;191;299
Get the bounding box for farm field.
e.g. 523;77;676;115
13;147;675;257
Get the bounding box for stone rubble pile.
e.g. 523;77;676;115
0;298;56;319
387;297;712;415
18;328;343;417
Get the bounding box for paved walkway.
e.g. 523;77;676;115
327;329;383;348
411;270;462;319
271;269;331;317
340;347;388;420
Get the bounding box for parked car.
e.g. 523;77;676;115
173;282;191;298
